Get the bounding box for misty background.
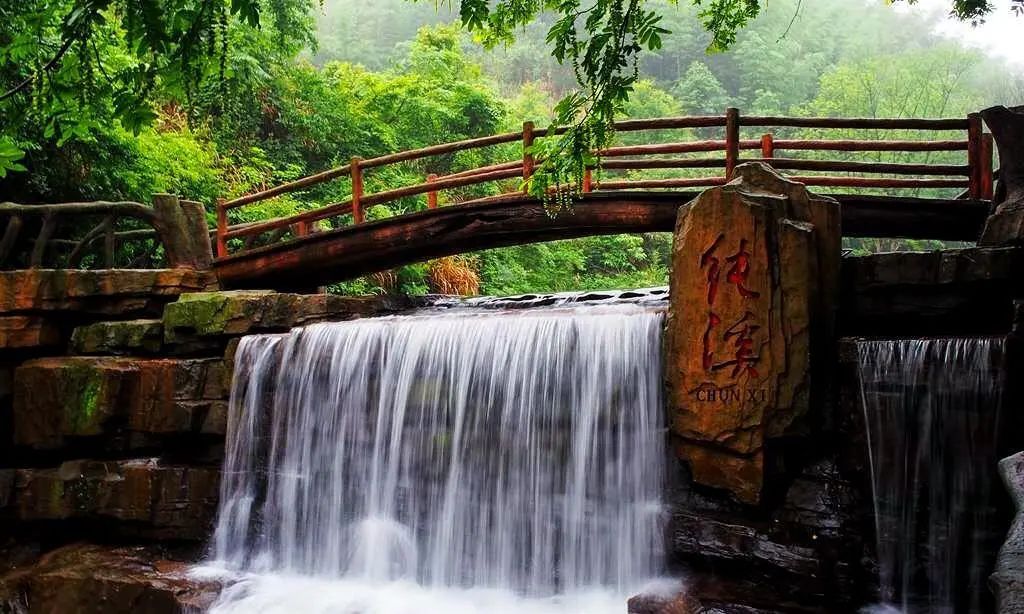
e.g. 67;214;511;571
310;0;1023;116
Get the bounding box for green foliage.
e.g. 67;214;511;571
674;61;729;114
2;0;1022;293
0;0;316;176
0;137;27;178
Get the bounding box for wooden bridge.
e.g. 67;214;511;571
211;108;995;289
0;108;998;289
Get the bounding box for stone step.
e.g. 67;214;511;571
162;289;418;345
13;356;229;450
71;319;164;355
7;458;219;540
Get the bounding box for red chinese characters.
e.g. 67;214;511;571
699;235;762;379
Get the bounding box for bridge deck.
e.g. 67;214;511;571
213;191;989;289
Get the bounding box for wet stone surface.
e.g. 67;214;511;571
0;543;221;614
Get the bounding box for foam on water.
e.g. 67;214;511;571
203;303;667;613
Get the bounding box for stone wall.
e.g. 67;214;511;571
0;272;417;612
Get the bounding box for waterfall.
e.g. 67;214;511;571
857;338;1005;613
203;303;668;613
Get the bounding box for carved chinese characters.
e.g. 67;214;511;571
665;162;840;504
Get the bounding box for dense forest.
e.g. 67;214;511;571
2;0;1022;295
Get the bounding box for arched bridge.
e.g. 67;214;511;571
213;109;996;289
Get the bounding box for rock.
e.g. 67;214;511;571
669;509;822;579
665;162;840;504
674;440;764;507
71;319;163;355
776;459;859;539
0;269;217;316
0;469;13;509
13;357;228;449
992;451;1024;613
0;316;61;349
840;246;1023;336
979;106;1024;246
163;290;416;344
628;589;702;614
0;543;221;614
13;459;219;539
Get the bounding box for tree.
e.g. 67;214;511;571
674;61;729;114
0;0;314;178
2;0;1020;182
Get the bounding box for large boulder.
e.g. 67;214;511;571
13;356;228;449
0;543;221;613
628;589;702;614
980;106;1024;246
665;162;840;504
993;451;1024;613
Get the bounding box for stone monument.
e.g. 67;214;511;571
664;162;841;504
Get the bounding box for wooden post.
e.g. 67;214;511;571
522;121;535;194
583;168;593;193
351;156;365;224
981;132;995;201
30;212;57;268
967;112;983;199
295;221;310;237
725;107;740;180
103;214;115;268
180;199;213;269
153;193;192;267
0;215;22;268
216;198;228;258
427;173;439;209
760;133;775;160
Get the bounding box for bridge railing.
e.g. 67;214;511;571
0;194;212;270
214;108;994;259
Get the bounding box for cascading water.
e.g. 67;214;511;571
857;338;1005;613
200;303;669;613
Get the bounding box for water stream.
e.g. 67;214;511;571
858;338;1005;613
199;303;669;613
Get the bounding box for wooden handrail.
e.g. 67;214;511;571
741;116;970;130
598;140;761;157
596;178;730;190
743;158;970;176
0;200;158;222
771;139;968;151
214;110;996;261
0;196;210;270
600;158;728;170
224;167;522;240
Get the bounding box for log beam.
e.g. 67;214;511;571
213;191;988;289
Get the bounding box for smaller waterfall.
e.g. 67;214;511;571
201;303;668;614
857;338;1005;613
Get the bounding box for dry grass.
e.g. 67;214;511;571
371;269;398;294
428;255;480;296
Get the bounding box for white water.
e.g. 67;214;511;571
200;304;668;613
857;338;1004;613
